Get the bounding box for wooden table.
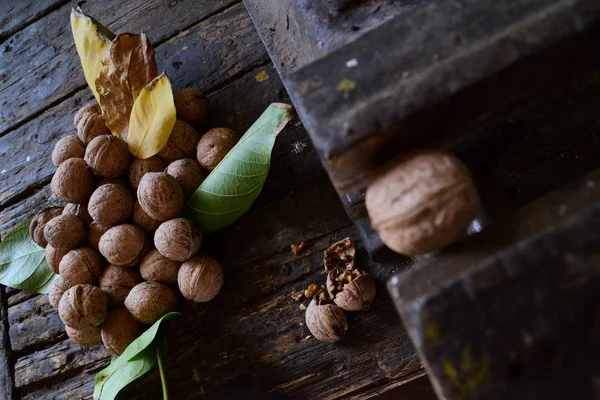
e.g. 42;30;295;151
0;1;425;398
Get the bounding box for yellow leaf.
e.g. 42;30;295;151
96;33;158;139
70;7;114;103
128;73;176;159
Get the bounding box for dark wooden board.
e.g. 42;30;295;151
0;287;14;400
0;0;66;43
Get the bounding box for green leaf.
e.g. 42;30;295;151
185;103;295;233
94;312;181;400
0;219;58;293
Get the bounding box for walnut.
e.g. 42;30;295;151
101;308;143;355
132;201;160;235
324;237;355;272
59;248;104;288
326;269;376;311
84;135;131;178
99;224;150;267
88;184;133;227
98;265;142;307
177;255;223;302
165;158;206;198
305;298;348;343
74;102;111;143
63;202;93;226
88;222;110;251
365;150;480;256
196;127;239;170
128;156;167;189
45;245;70;274
137;172;184;221
97;177;130;189
29;207;63;248
51;157;95;204
124;282;178;324
304;283;327;301
139;249;181;286
174;88;208;126
65;325;102;346
58;284;108;330
51;135;86;167
48;276;69;308
154;218;201;262
157;120;200;163
43;214;86;250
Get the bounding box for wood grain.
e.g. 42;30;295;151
0;287;15;400
0;0;66;42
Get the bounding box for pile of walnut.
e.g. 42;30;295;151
29;88;237;355
302;238;376;343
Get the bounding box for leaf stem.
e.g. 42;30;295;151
156;347;169;400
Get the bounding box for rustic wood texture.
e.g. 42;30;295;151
0;287;15;400
0;0;66;42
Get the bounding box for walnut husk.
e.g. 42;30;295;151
63;202;93;226
128;156;167;189
196;127;239;170
365;150;480;256
51;157;95;204
154;218;201;262
165;158;206;198
99;224;150;267
139;249;181;286
124;282;178;324
65;325;102;346
101;307;143;355
305;298;348;343
323;237;356;272
43;214;86;250
88;184;133;227
174;88;208;126
132;201;161;235
58;284;108;330
137;172;184;221
51;135;86;167
157;120;201;163
98;265;143;307
84;135;132;178
177;255;223;302
88;222;110;251
326;269;376;311
29;207;63;248
74;102;111;143
59;248;105;288
48;276;70;308
45;245;70;274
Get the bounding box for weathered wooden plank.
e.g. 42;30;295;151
0;3;267;208
20;372;96;400
7;291;39;308
0;0;238;136
0;286;15;400
0;0;67;42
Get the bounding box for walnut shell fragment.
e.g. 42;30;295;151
324;237;356;272
29;207;63;248
124;282;178;324
326;269;376;311
305;298;348;343
51;157;95;204
101;307;143;355
58;284;108;330
51;135;86;167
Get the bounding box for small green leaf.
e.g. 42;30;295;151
0;219;57;293
94;312;181;400
185;103;294;233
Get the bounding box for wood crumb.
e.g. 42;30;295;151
290;240;307;255
291;291;304;301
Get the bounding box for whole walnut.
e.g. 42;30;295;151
43;214;86;250
165;158;206;198
29;207;63;248
59;248;104;288
125;282;177;324
99;224;149;267
65;325;102;346
196;128;238;170
101;308;143;355
84;135;131;178
45;245;70;274
174;88;208;126
48;276;70;308
74;103;111;143
128;156;167;189
177;255;223;302
154;218;201;262
157;120;200;163
132;201;160;235
305;298;348;343
63;202;93;226
88;222;109;251
326;268;376;311
137;172;184;221
88;184;133;227
98;265;142;306
51;135;86;167
139;250;181;286
58;284;107;330
51;157;95;204
365;150;480;256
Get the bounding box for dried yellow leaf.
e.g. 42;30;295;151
70;7;114;103
96;33;158;139
128;73;176;159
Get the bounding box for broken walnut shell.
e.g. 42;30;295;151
101;307;143;355
88;183;134;227
326;268;376;311
99;224;150;267
98;265;143;307
154;218;202;262
29;207;63;248
43;214;86;250
305;298;348;343
323;237;356;272
51;157;95;204
124;281;178;324
58;284;108;330
51;135;86;167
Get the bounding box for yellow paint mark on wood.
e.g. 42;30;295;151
182;45;188;50
337;78;356;96
255;70;269;82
